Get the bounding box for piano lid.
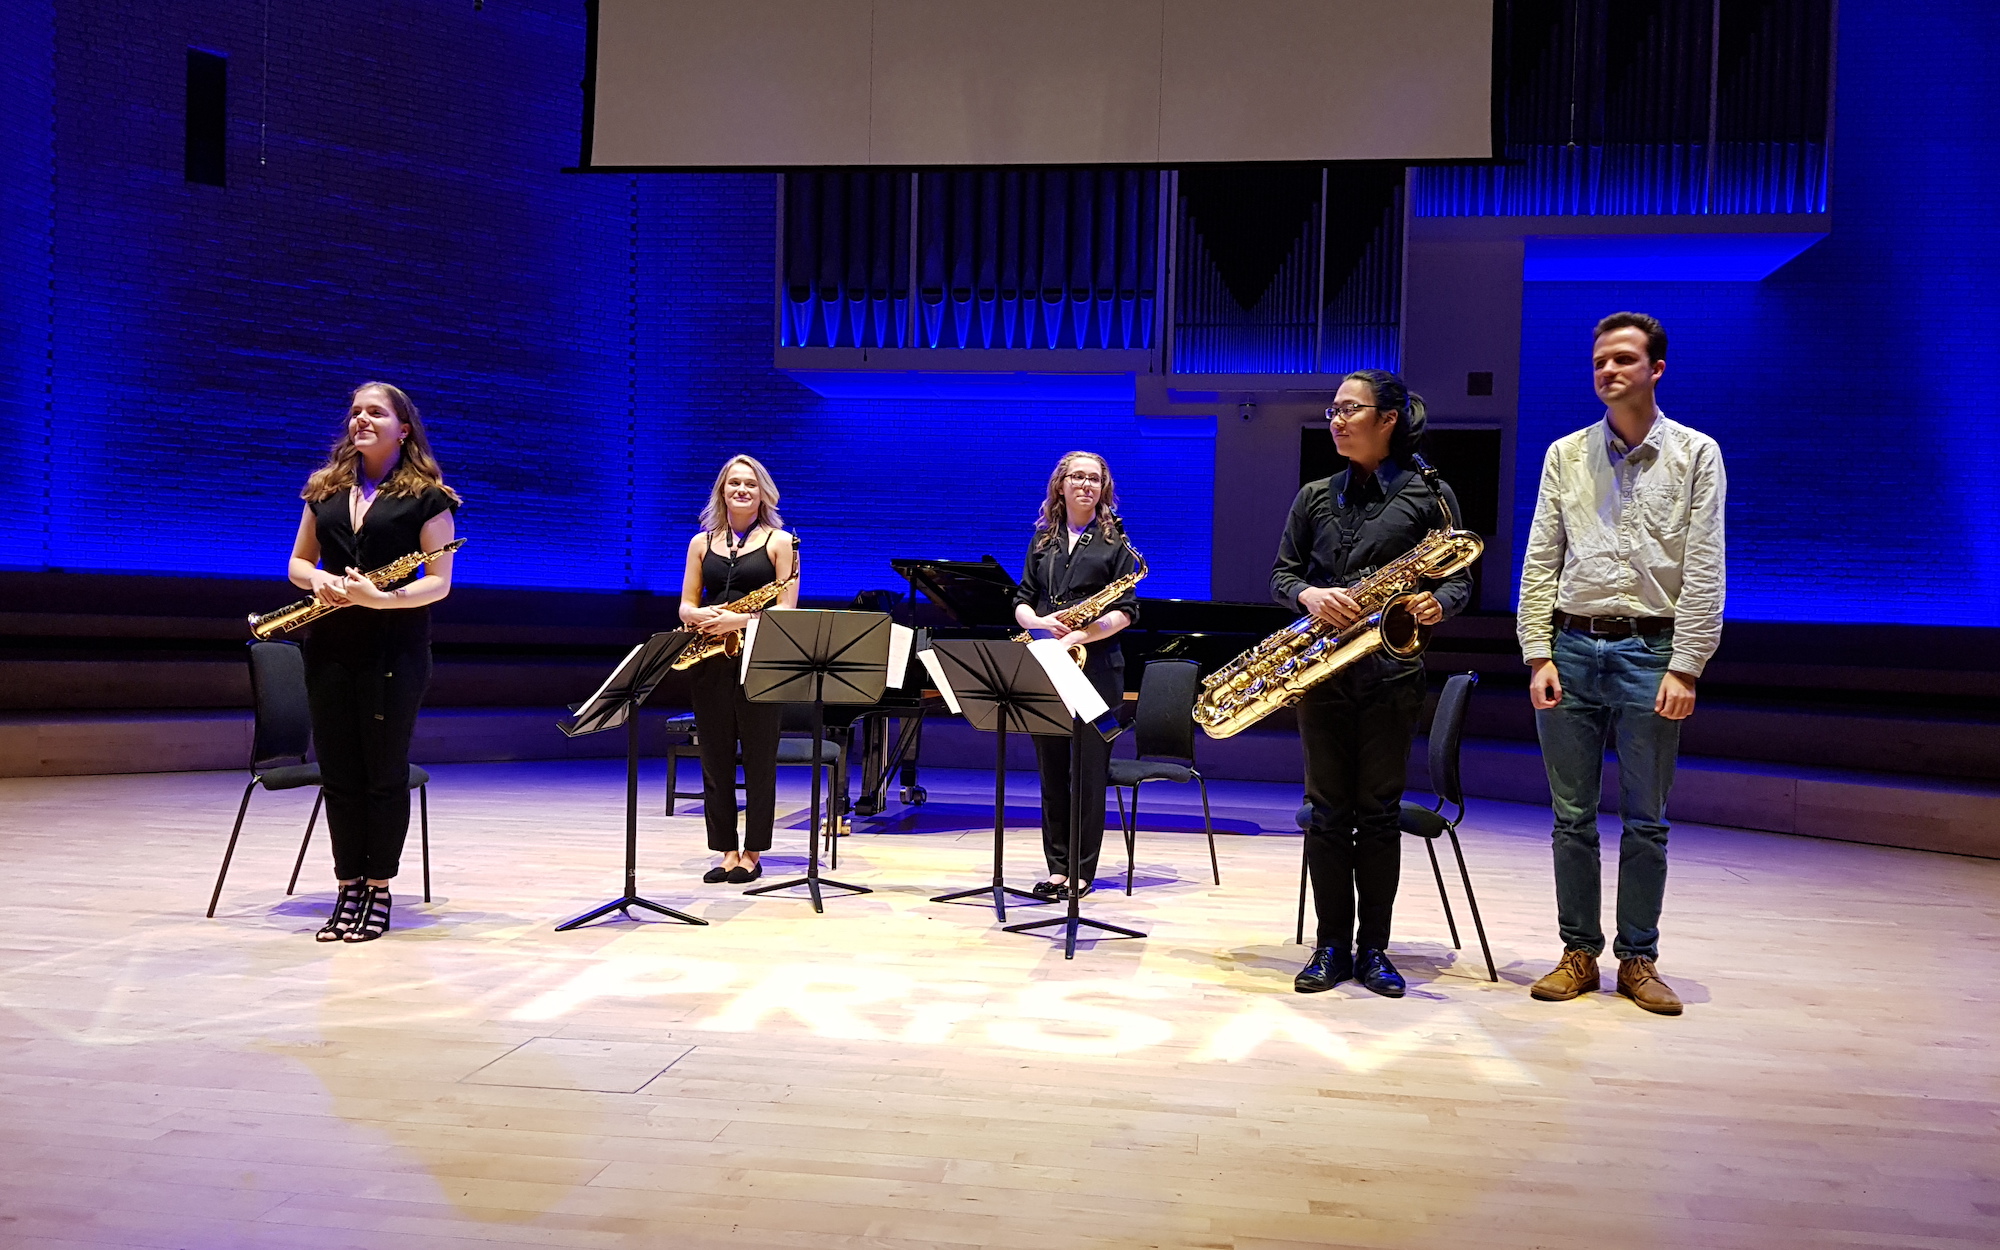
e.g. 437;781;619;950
889;555;1019;629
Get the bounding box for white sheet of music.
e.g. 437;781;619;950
914;647;962;714
1026;638;1108;723
887;623;915;688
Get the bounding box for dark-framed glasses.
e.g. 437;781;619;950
1064;472;1105;485
1325;403;1380;425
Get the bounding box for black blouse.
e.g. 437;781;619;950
1013;520;1142;633
306;485;457;654
1270;461;1472;620
699;534;781;605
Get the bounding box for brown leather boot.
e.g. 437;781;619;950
1529;949;1600;1001
1616;957;1684;1015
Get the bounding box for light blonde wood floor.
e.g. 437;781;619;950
0;760;1994;1249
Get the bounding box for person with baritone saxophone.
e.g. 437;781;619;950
1274;371;1472;998
678;455;798;886
1012;452;1142;902
286;382;460;943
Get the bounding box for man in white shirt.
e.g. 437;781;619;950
1516;312;1726;1016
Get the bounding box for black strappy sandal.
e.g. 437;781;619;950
343;885;392;942
316;880;365;942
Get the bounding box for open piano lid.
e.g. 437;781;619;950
889;555;1020;630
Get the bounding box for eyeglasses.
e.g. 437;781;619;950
1063;472;1105;485
1325;403;1380;425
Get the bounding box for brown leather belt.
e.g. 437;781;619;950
1554;611;1674;638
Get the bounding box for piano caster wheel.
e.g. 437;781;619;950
900;785;928;806
855;797;883;817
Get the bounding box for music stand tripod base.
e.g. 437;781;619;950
557;895;706;931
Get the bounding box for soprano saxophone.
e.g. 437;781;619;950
1192;459;1482;739
669;536;801;671
248;539;467;640
1011;543;1148;668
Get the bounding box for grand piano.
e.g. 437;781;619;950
831;556;1290;823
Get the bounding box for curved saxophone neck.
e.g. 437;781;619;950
1409;453;1458;532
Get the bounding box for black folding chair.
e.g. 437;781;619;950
1294;671;1496;981
1109;659;1219;894
206;640;430;918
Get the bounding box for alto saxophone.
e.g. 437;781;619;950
669;536;801;671
1011;544;1148;667
1193;459;1482;739
249;539;467;639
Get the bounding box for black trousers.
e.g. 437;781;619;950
688;653;781;853
1034;650;1123;883
305;642;430;882
1296;661;1426;952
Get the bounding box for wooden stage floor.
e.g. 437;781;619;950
1;761;1994;1249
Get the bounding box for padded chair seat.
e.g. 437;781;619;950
664;713;697;735
255;763;322;791
408;763;430;788
1398;799;1449;839
775;739;840;765
1109;758;1194;786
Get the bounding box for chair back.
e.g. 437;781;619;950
1426;671;1479;808
1133;659;1201;764
247;640;313;769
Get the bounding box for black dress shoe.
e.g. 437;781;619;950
703;865;730;884
1030;879;1063;902
1294;946;1352;994
728;862;762;884
1355;948;1406;998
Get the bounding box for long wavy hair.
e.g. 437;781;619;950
1031;451;1123;552
302;382;460;504
699;454;786;537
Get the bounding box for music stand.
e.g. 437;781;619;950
553;631;707;931
740;609;893;912
923;639;1069;920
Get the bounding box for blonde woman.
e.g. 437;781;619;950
678;455;798;884
288;382;459;943
1011;451;1139;901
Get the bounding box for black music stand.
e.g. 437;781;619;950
924;640;1069;920
553;630;707;931
741;609;893;912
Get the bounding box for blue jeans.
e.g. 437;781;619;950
1535;628;1681;961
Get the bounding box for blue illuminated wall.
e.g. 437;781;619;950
1513;0;2000;626
5;1;1212;601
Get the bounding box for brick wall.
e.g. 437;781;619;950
1513;0;2000;626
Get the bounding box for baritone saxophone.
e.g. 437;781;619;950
1192;459;1481;739
669;535;801;671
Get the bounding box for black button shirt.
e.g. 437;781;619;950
306;485;457;656
1271;462;1473;620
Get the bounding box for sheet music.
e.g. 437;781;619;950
887;623;915;688
738;617;758;685
565;641;646;732
915;647;962;715
1026;639;1109;723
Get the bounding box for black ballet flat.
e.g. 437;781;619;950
316;880;365;942
1030;879;1063;902
727;862;762;884
342;885;392;943
703;865;731;884
1062;881;1095;901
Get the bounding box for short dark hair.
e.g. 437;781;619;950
1593;312;1666;362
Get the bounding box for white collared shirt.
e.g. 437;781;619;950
1516;410;1727;677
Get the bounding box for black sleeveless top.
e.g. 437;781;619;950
699;534;779;605
306;485;457;655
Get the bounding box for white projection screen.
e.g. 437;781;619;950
585;0;1494;168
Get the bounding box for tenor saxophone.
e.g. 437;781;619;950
669;537;801;671
1011;544;1148;667
1192;459;1482;739
248;539;467;639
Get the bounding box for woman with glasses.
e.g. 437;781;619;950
1274;371;1473;998
1012;451;1141;901
679;455;798;885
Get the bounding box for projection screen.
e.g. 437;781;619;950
584;0;1494;168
